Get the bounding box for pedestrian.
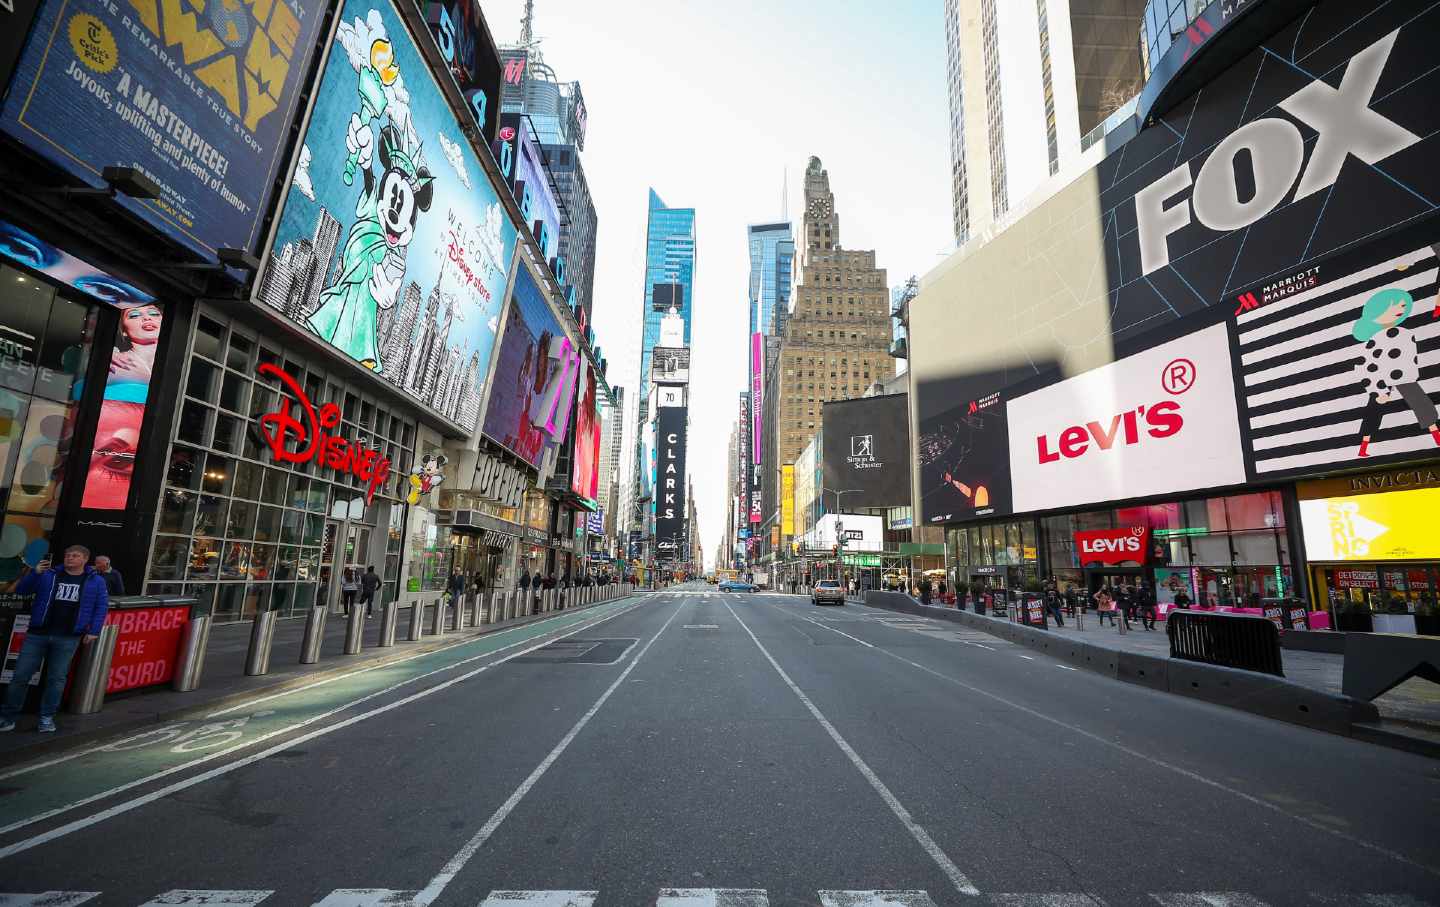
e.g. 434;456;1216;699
543;573;556;590
1171;588;1191;618
447;568;466;609
1138;582;1158;631
360;564;381;617
340;567;359;616
1064;583;1078;616
93;555;125;597
519;570;532;597
1094;587;1117;627
918;575;933;606
1117;583;1135;630
0;545;110;733
1045;582;1065;627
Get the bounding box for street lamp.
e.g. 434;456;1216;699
824;489;862;582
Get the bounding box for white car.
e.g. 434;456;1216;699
812;580;846;605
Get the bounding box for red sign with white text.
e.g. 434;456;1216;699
257;363;393;503
105;605;190;693
1075;527;1151;566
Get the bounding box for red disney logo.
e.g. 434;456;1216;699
256;363;392;504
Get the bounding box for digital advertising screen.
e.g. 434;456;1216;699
426;0;502;144
571;362;600;504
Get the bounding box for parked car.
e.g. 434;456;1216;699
812;579;845;606
719;580;757;593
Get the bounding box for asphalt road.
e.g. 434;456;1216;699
2;586;1438;907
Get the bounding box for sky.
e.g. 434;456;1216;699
483;0;954;571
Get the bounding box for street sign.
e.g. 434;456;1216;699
841;554;881;567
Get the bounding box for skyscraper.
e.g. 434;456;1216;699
944;0;1146;245
747;223;794;337
541;143;598;318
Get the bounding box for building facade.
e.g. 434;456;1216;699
748;223;796;337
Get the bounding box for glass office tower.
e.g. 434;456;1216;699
639;189;696;398
747;222;794;337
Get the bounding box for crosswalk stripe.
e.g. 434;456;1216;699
140;892;273;905
989;896;1110;905
655;890;769;907
1151;895;1272;906
818;891;938;906
0;896;99;906
309;890;417;906
478;893;597;906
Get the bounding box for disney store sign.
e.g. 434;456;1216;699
256;363;393;503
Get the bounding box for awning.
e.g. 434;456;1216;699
899;542;945;556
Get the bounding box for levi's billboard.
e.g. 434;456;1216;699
1075;527;1150;567
1007;324;1245;513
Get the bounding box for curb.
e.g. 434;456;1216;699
858;591;1414;752
0;593;642;768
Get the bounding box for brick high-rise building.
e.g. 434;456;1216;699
774;156;895;497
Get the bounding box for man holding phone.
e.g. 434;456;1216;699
0;545;111;733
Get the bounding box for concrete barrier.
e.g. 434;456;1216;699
1282;630;1346;654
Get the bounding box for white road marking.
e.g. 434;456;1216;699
1054;665;1078;671
410;604;685;906
309;890;416;906
792;613;875;648
964;642;997;652
989;895;1109;906
1150;895;1271;906
478;892;598;906
723;601;979;897
683;625;720;629
0;895;98;906
1016;655;1035;661
0;601;648;859
655;890;769;907
140;892;273;905
818;891;938;906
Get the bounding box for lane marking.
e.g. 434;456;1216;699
411;603;685;905
792;613;875;648
0;895;99;906
852;636;1440;879
1150;896;1272;906
1016;655;1035;661
140;892;274;905
723;601;979;897
0;601;649;858
656;890;770;907
1054;665;1079;672
818;892;938;906
309;890;415;906
478;893;598;906
683;625;720;630
989;896;1109;906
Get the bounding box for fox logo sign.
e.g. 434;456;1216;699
1135;30;1420;276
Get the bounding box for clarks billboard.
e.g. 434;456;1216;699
913;3;1440;524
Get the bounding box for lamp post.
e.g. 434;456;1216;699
824;489;861;583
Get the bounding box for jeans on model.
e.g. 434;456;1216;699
1;632;83;721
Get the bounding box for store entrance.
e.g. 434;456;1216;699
319;519;369;612
1086;568;1143;597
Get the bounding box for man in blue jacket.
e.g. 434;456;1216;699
0;545;110;733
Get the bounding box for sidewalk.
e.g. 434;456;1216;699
0;592;633;763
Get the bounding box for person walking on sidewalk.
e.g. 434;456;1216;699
94;555;125;597
0;545;110;733
1094;587;1117;627
1138;582;1158;631
1117;583;1135;630
360;565;381;617
447;569;466;615
340;567;359;616
1044;581;1065;627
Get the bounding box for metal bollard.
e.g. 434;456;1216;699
407;599;425;641
244;609;278;676
300;604;328;664
68;624;119;714
344;601;365;654
454;596;467;630
172;614;211;692
430;597;446;636
377;599;399;647
471;592;484;627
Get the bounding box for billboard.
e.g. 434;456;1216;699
655;404;688;556
918;378;1012;524
911;3;1440;523
781;465;795;536
1007;324;1245;513
812;513;883;553
1229;239;1440;480
493;112;561;271
1;0;328;260
258;0;518;433
571;361;600;504
821;395;910;509
651;346;690;384
1300;487;1440;562
481;258;578;467
750;332;763;465
425;0;502;144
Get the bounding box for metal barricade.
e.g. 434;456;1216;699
1167;610;1284;676
172;613;211;692
407;600;425;642
344;602;365;654
300;604;328;664
377;598;399;647
244;609;278;676
68;623;119;714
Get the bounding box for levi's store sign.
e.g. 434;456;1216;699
1075;527;1150;566
257;364;393;504
1007;324;1245;513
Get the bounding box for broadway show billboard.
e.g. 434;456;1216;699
1229;235;1440;480
655;403;688;557
821;394;909;509
2;0;328;260
571;361;600;505
481;258;578;468
913;3;1440;523
426;0;502;144
258;0;518;433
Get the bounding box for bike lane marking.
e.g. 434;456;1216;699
0;598;645;842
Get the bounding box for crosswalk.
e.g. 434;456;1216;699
1;890;1435;906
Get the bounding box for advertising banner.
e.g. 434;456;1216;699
571;360;600;504
751;332;763;465
650;346;689;384
425;0;502;144
1229;239;1440;480
781;464;795;536
258;0;517;433
481;258;576;467
655;404;688;556
493;111;560;270
2;0;328;260
1300;487;1440;561
918;378;1012;523
1007;323;1246;514
821;394;909;509
1075;527;1150;567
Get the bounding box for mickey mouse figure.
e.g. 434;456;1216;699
407;453;447;505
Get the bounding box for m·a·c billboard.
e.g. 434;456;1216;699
822;394;910;510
